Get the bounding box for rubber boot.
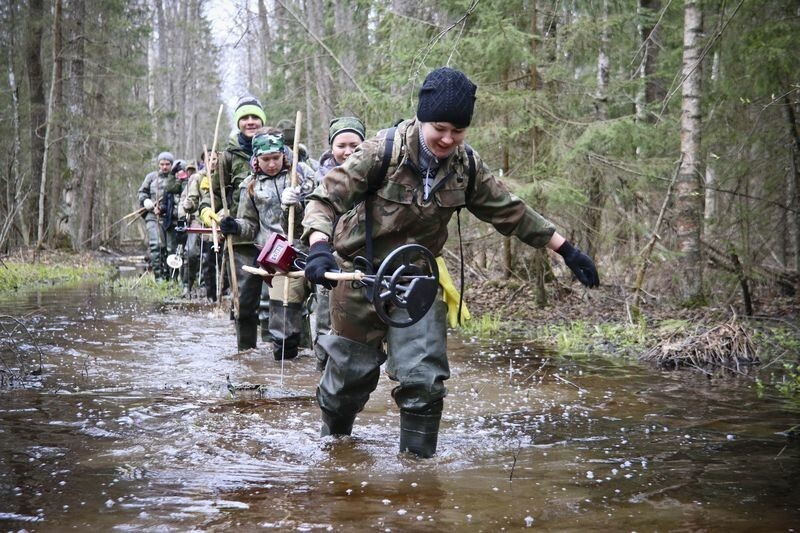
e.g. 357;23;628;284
235;318;258;351
314;342;328;372
272;341;298;361
259;285;271;342
399;400;443;458
268;299;301;359
320;409;355;437
260;318;271;343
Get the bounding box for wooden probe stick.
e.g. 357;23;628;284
283;111;302;305
218;143;240;318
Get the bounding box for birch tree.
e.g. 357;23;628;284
676;0;704;304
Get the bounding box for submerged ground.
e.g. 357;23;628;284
1;279;798;531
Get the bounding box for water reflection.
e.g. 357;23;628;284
0;284;798;530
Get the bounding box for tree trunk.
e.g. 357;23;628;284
528;0;548;307
307;0;332;149
636;0;664;118
258;0;272;94
782;93;800;274
2;37;24;252
704;47;720;236
584;0;609;259
676;0;704;304
334;0;357;91
64;0;86;248
502;67;512;280
37;0;63;247
47;0;65;246
156;0;172;145
25;0;47;246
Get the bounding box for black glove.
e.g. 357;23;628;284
304;241;338;289
171;159;186;175
219;216;240;236
556;240;600;288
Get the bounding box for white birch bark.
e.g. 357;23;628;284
676;0;704;303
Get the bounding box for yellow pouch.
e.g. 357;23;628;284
436;256;471;328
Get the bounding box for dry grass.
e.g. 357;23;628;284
641;315;759;371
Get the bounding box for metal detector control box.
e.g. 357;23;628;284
256;233;297;274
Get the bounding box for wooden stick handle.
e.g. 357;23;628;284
284;110;302;304
206;103;225;252
243;265;365;282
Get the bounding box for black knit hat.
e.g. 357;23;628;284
416;67;477;128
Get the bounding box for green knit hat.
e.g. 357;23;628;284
234;95;266;127
328;116;366;145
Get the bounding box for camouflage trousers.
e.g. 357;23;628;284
317;257;449;418
234;245;309;353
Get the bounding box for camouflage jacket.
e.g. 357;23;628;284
302;118;556;263
199;135;252;219
237;159;315;249
178;173;202;223
137;170;180;223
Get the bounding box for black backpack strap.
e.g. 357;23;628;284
455;144;476;326
364;126;397;271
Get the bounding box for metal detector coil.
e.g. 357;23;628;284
368;244;439;328
166;244;184;270
242;242;439;328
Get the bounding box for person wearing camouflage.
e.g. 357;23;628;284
177;160;202;296
138;151;181;281
199;95;266;228
309;116;367;372
198;95;265;340
302;67;600;458
219;128;316;356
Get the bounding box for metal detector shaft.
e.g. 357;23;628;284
242;265;366;282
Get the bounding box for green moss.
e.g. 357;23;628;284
105;273;182;300
537;318;649;357
460;312;503;338
0;260;115;293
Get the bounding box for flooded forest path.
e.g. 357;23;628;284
1;283;798;531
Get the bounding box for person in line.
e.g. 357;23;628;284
195;151;225;303
308;116;366;371
198;95;266;315
177;160;202;297
138;151;180;281
301;67;600;458
218;128;315;356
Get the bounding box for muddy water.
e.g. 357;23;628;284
1;284;798;531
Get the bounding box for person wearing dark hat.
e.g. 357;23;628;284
301;67;599;458
138;151;180;281
217;128;316;355
302;116;367;371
